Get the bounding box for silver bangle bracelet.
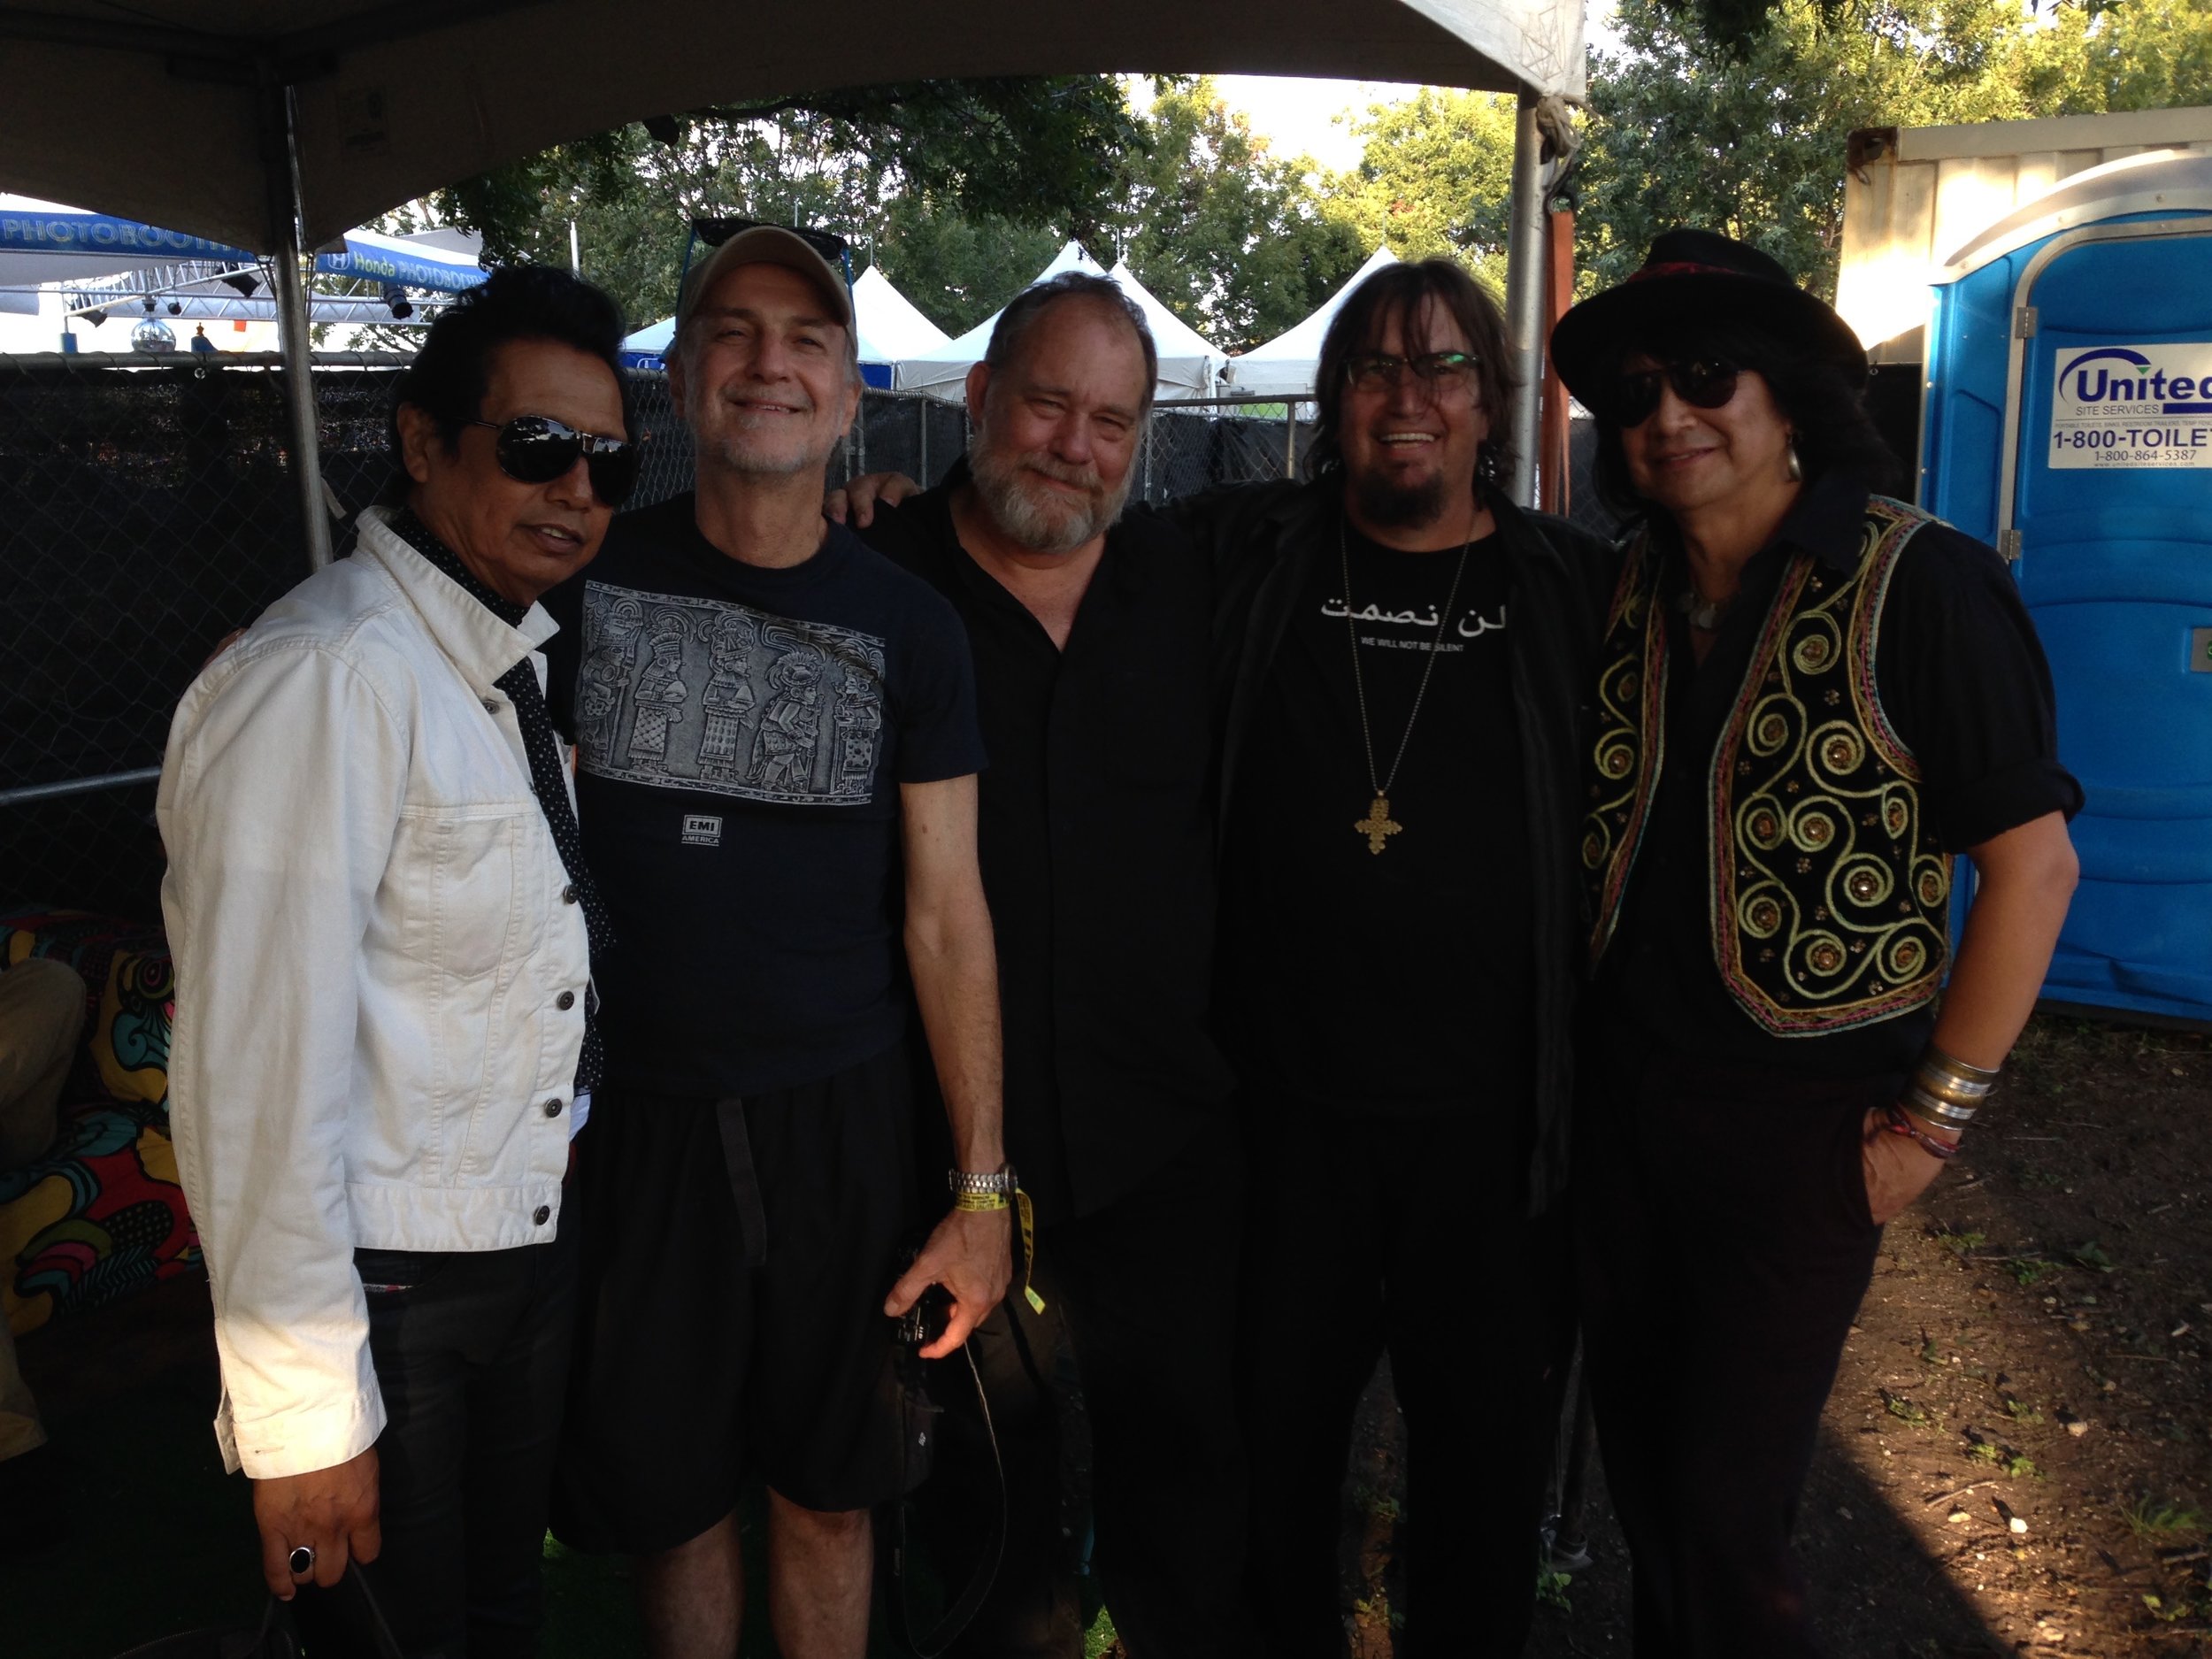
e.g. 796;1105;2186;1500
1903;1083;1979;1126
949;1166;1018;1197
1924;1043;2001;1084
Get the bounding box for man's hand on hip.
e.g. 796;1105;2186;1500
1860;1107;1953;1226
252;1445;381;1598
885;1206;1012;1361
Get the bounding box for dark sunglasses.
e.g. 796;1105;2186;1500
465;415;640;507
1609;357;1741;426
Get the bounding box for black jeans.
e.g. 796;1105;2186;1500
1237;1095;1574;1659
296;1210;580;1659
913;1118;1248;1659
1574;1030;1888;1658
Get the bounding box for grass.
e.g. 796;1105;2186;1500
1884;1389;1932;1427
2122;1496;2209;1542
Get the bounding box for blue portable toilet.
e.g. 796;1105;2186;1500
1921;150;2212;1023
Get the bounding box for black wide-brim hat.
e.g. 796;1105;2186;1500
1549;228;1868;411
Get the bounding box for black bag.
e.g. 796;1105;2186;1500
111;1563;405;1659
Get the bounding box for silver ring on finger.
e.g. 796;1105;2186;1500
288;1544;316;1576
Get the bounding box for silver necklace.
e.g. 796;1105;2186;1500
1340;515;1474;856
1674;588;1732;631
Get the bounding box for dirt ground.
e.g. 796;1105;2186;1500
1338;1013;2212;1657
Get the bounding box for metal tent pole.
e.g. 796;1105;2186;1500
1503;89;1548;510
260;76;333;571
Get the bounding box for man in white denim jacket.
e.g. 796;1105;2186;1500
160;266;636;1657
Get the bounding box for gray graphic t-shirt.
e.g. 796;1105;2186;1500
544;497;985;1095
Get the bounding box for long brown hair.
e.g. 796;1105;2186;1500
1310;257;1517;487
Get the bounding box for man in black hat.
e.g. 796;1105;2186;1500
1554;228;2080;1655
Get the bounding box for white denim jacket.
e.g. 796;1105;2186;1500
159;508;590;1479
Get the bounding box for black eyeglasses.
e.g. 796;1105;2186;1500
465;415;640;507
1609;357;1741;426
1343;350;1480;396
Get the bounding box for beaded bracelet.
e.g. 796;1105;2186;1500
1885;1102;1962;1160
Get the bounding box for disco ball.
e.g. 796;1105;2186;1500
130;315;179;353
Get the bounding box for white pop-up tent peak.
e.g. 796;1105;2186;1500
1221;245;1400;397
893;242;1225;404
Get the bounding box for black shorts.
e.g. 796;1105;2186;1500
549;1043;920;1553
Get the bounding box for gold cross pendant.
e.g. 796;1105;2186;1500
1354;794;1402;855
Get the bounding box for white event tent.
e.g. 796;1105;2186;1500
618;264;950;386
1220;245;1399;398
892;242;1224;404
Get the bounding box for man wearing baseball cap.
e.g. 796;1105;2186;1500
541;227;1011;1659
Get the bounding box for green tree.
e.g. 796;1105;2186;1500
1111;78;1366;353
1577;0;2212;300
872;199;1064;335
432;79;1140;331
1321;88;1522;294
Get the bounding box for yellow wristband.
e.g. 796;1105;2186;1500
949;1187;1046;1314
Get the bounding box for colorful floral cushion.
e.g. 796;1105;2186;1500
1;909;196;1337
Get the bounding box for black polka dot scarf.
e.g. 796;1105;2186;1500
388;509;611;1094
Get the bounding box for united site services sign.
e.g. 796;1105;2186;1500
2050;344;2212;469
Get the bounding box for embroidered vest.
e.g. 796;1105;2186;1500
1582;496;1953;1036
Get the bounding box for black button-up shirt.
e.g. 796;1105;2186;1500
1597;472;2083;1077
858;464;1236;1221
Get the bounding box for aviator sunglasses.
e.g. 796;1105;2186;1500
1609;357;1741;427
464;415;641;507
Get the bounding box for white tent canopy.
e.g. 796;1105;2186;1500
892;242;1225;404
852;265;951;363
1105;259;1225;402
618;262;950;373
1220;245;1400;397
892;241;1103;399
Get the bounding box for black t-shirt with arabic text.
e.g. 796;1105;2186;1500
1221;522;1535;1115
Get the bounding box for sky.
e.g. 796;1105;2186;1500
1136;11;1620;175
1186;75;1423;173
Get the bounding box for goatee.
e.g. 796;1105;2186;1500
1350;468;1449;530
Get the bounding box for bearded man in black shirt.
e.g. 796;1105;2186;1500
853;273;1246;1659
1178;259;1616;1658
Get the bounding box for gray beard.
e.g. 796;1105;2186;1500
970;441;1132;555
1349;465;1449;530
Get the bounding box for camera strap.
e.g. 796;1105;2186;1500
888;1340;1005;1658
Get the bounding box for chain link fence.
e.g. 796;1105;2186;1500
2;362;1324;919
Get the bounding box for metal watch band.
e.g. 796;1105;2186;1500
949;1165;1018;1197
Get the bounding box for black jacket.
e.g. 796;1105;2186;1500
1169;475;1621;1213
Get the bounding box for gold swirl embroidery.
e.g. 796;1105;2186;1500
1709;500;1954;1033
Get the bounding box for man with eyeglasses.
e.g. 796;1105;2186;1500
538;227;1010;1659
833;256;1615;1655
1185;257;1614;1657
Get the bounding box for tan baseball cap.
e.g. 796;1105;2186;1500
678;226;853;333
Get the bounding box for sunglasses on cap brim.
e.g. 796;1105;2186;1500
1609;357;1741;427
465;415;640;507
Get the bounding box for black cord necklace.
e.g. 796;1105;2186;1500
1340;513;1474;856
